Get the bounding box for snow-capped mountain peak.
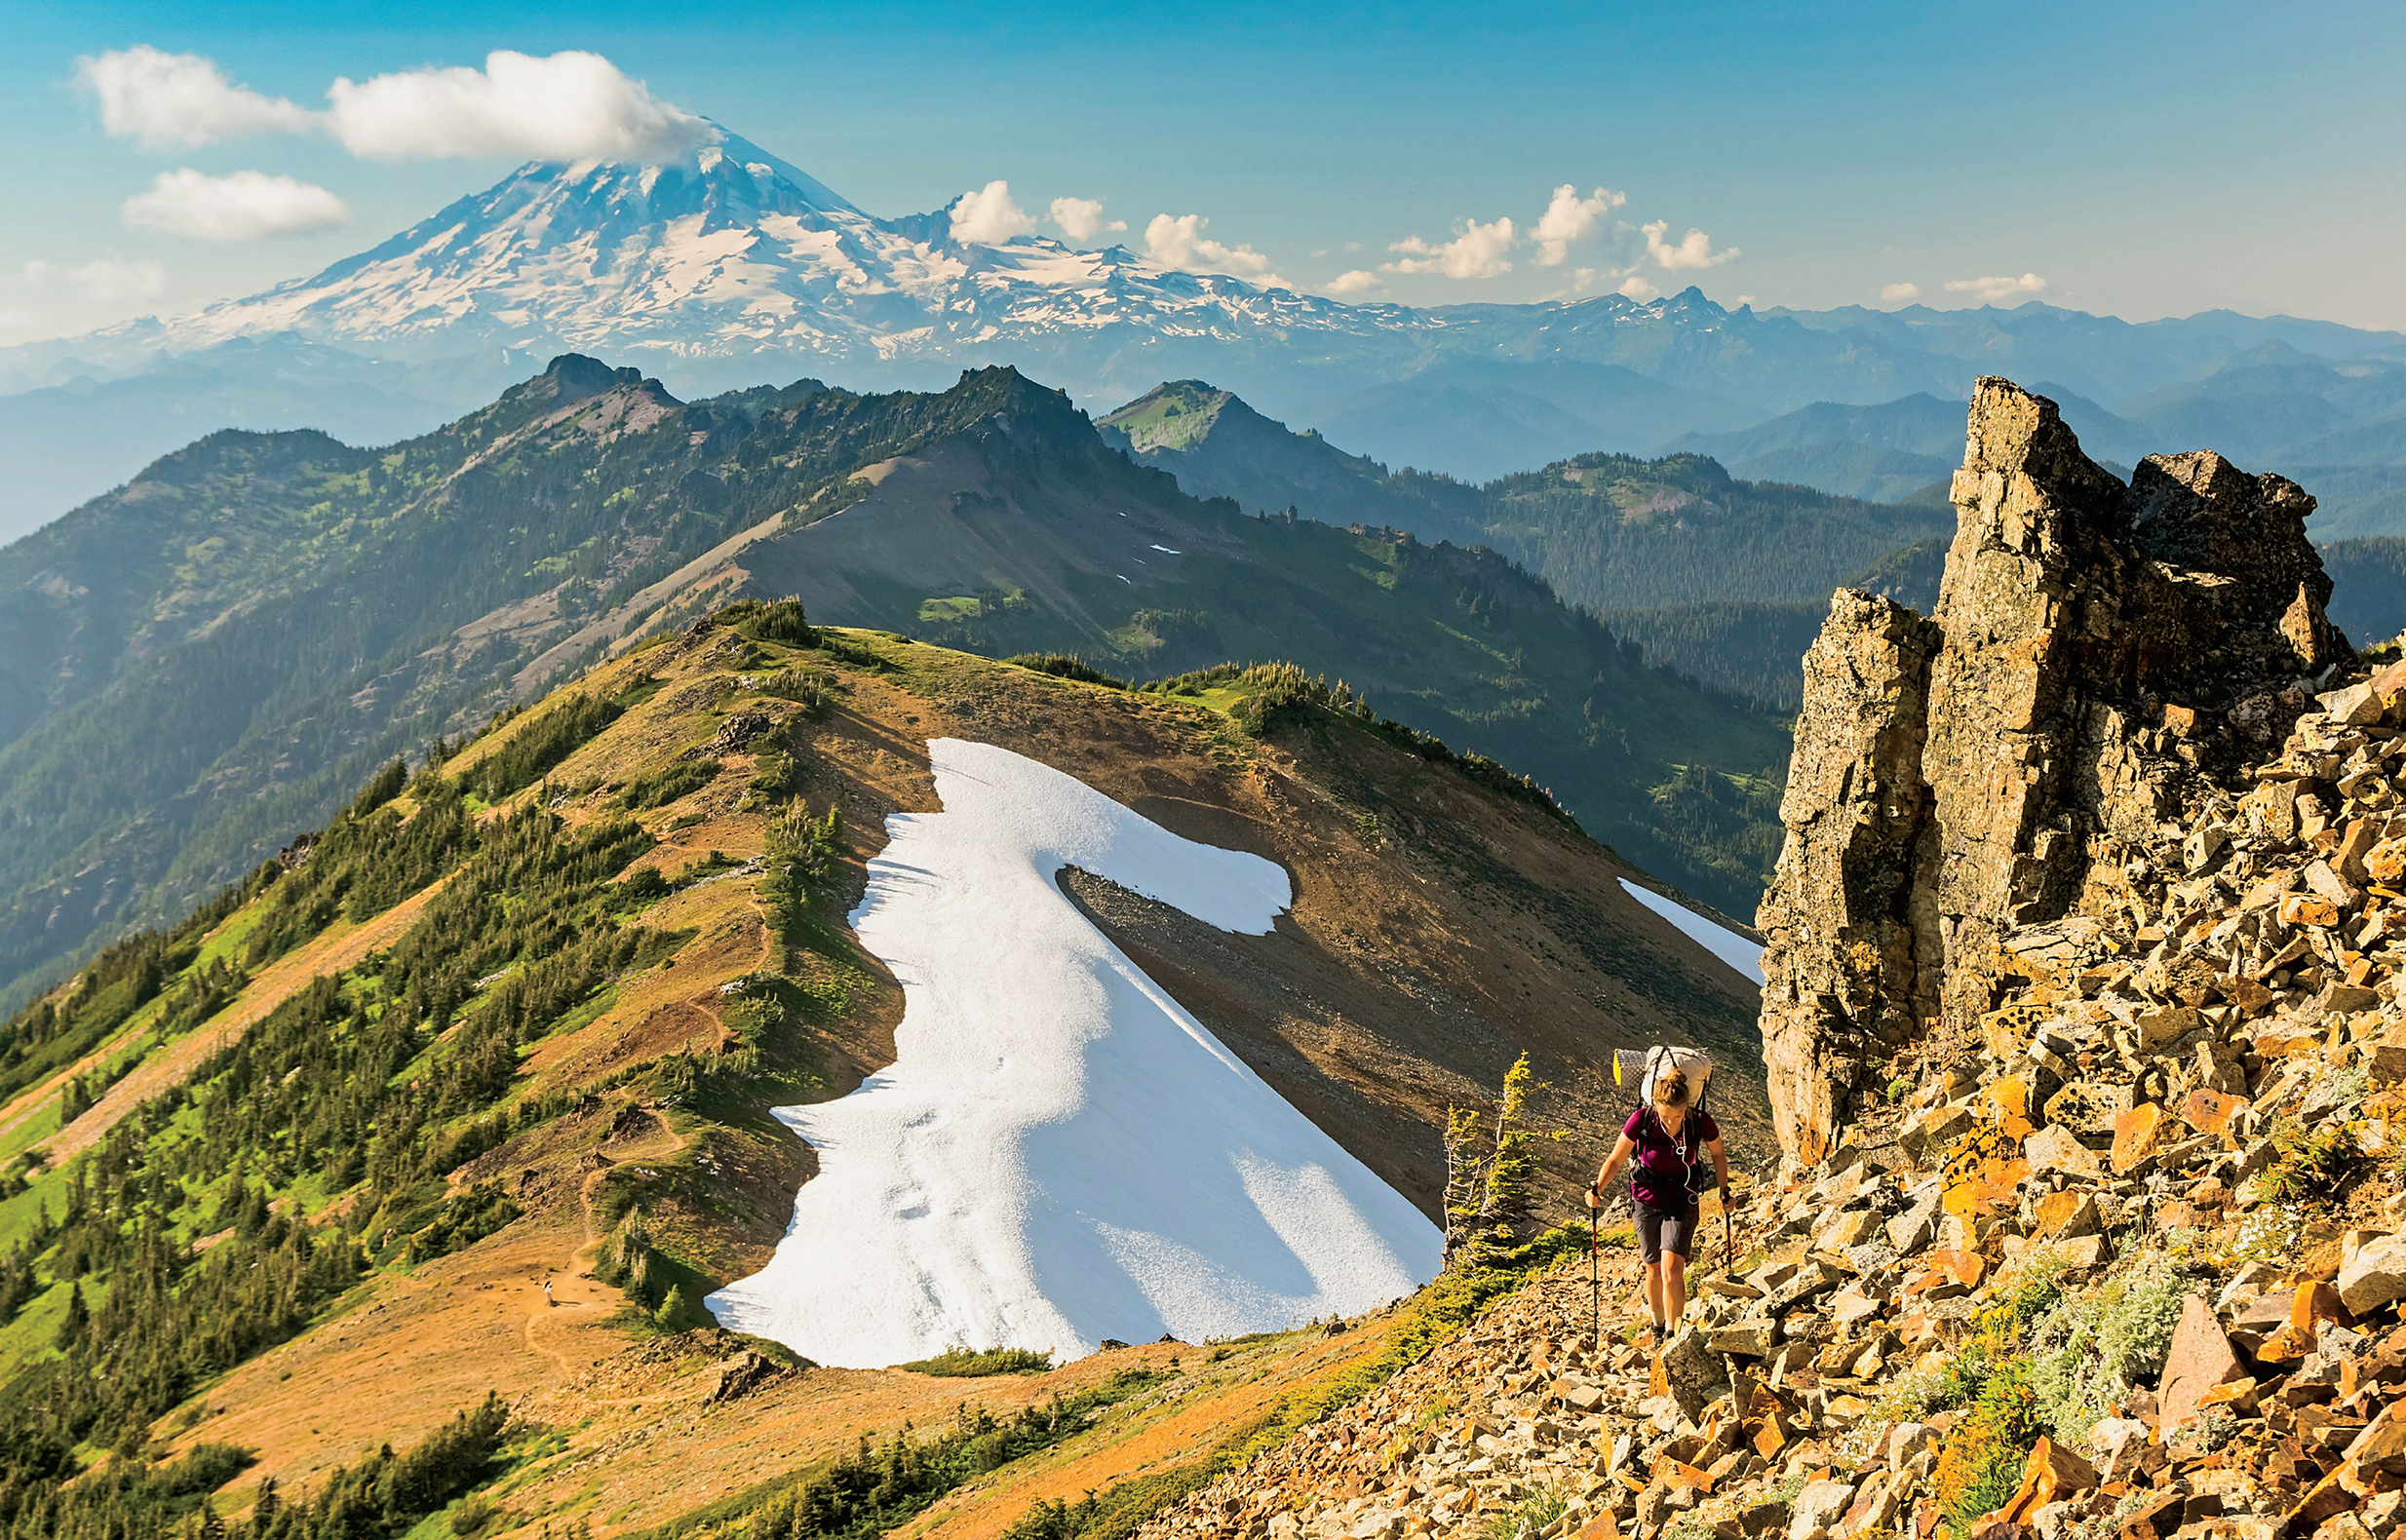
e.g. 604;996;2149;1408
120;124;1393;388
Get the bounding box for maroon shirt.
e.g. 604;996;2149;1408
1624;1106;1717;1210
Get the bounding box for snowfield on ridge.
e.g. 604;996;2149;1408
1614;878;1764;985
706;739;1443;1367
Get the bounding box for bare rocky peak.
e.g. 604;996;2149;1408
1760;376;2351;1166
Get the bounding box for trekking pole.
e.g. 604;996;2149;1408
1589;1198;1600;1347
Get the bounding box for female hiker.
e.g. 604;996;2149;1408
1584;1064;1728;1349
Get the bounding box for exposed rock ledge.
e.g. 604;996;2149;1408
1758;377;2351;1167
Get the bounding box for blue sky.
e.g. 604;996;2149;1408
5;0;2401;343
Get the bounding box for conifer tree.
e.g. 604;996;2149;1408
1438;1053;1563;1263
655;1283;694;1330
56;1280;87;1349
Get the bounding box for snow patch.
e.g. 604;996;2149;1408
1616;878;1763;984
1149;544;1183;555
707;740;1441;1367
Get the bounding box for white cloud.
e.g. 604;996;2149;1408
1881;282;1921;303
121;169;349;242
1642;220;1738;271
1943;272;2047;303
1326;270;1380;295
77;46;313;150
1618;273;1660;300
950;180;1036;244
23;256;166;303
1145;214;1284;287
1047;197;1124;244
325;50;710;163
1384;216;1516;280
1533;184;1625;266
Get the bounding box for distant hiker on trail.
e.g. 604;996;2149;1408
544;1279;554;1307
1585;1060;1728;1350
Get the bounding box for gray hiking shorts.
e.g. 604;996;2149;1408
1636;1198;1698;1264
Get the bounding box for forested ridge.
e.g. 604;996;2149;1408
0;653;707;1535
1470;451;1953;613
0;361;1142;1010
1101;386;1957;712
2;358;1796;1008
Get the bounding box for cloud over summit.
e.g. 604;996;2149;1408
1371;186;1730;292
1048;197;1124;244
1533;185;1624;266
1145;214;1283;288
1945;272;2047;303
326;51;711;163
1641;221;1738;271
951;181;1037;244
1385;216;1516;280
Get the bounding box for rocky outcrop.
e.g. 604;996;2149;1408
1760;377;2349;1164
1759;593;1943;1164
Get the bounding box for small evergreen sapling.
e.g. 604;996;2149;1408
1440;1053;1563;1264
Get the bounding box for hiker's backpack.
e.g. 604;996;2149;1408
1614;1045;1719;1199
1612;1045;1716;1113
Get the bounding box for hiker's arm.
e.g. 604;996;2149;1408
1587;1134;1636;1209
1708;1136;1728;1196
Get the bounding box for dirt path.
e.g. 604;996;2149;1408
521;1213;617;1378
35;880;447;1163
524;1109;689;1394
523;1162;630;1376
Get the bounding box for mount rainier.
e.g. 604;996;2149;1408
9;130;1425;402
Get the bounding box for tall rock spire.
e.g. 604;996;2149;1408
1757;377;2348;1167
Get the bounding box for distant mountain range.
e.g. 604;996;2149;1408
5;123;2404;538
1664;347;2406;535
0;355;1791;1012
1101;381;1958;707
1103;376;2406;702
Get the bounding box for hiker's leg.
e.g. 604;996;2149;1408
1658;1201;1699;1330
1636;1207;1670;1331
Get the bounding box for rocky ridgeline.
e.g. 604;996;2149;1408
1132;1260;1683;1540
1139;380;2406;1540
